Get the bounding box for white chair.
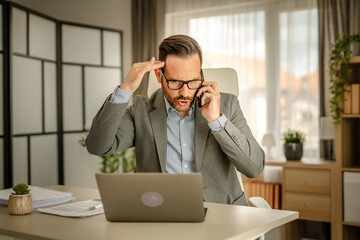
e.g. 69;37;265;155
248;197;273;240
148;68;271;239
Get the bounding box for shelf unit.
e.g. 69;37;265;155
334;56;360;239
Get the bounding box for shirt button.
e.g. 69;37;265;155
184;164;188;168
183;143;187;147
181;120;185;124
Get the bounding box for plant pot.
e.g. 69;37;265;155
8;194;33;215
284;143;303;161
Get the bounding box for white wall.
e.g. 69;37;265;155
10;0;132;75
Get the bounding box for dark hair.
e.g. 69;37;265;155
158;35;202;65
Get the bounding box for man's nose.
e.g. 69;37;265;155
179;83;190;96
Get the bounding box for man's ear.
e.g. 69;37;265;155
154;69;162;83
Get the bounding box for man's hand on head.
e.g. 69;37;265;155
197;81;221;123
120;57;165;93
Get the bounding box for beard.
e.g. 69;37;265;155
161;84;195;113
170;96;194;113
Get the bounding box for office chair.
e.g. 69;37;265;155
148;68;271;239
248;197;272;240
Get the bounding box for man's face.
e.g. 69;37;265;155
156;54;202;117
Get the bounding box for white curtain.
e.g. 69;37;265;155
165;0;319;159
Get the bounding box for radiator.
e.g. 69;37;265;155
243;181;281;209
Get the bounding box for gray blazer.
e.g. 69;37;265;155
86;89;265;205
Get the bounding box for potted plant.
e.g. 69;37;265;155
282;129;305;161
8;183;33;215
328;33;360;124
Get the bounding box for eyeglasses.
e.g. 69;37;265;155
160;68;204;90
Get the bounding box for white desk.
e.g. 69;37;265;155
0;185;298;240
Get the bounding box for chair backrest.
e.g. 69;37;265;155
147;68;239;97
147;68;244;191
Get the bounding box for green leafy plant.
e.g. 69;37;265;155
79;134;136;173
12;183;30;195
328;33;360;124
282;129;305;144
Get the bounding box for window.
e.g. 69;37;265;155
165;0;319;158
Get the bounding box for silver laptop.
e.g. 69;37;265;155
95;173;206;222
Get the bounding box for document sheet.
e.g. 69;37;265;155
38;199;104;218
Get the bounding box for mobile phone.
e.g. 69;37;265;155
197;90;205;108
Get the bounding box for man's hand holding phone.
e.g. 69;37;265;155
120;57;165;93
196;82;221;123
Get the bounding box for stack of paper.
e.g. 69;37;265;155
38;199;104;218
0;186;75;208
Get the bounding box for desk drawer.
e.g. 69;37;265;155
284;168;330;194
284;192;330;221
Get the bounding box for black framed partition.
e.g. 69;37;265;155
11;3;58;188
0;2;4;189
61;22;123;187
1;1;123;189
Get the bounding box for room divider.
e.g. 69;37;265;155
0;1;123;189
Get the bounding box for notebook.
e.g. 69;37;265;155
95;172;206;222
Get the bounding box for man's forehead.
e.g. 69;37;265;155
162;54;201;80
164;53;200;64
163;69;202;81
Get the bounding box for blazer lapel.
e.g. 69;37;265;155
194;105;210;171
149;91;167;172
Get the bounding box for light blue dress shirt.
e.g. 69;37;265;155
163;98;196;173
109;86;228;173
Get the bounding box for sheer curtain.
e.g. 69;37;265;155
165;0;319;159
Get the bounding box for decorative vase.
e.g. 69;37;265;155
284;143;303;161
8;194;33;215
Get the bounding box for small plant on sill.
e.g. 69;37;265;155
282;129;305;144
282;129;305;161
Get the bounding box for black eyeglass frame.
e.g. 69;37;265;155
160;68;204;90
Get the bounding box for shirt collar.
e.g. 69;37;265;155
163;96;195;118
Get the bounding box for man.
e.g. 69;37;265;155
86;35;264;205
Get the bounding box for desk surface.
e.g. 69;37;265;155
0;185;298;240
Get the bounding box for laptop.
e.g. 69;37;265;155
95;172;206;222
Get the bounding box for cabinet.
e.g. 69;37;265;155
267;159;335;239
284;168;331;221
334;56;360;240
